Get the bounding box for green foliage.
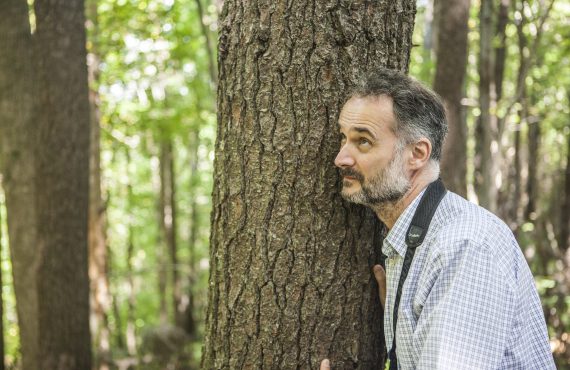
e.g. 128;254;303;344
90;0;218;365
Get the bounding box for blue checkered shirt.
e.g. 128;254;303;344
382;190;555;369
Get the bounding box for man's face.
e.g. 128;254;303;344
334;96;411;206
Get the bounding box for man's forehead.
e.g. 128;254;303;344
338;95;395;130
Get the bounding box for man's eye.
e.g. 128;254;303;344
358;138;370;146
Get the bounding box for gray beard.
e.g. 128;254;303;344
341;148;411;207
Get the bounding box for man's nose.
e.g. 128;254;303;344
334;145;355;168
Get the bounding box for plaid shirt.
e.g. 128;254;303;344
382;190;555;370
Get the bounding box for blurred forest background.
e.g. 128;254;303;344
0;0;568;369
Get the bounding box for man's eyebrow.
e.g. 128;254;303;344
352;126;377;139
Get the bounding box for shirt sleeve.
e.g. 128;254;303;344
414;239;515;370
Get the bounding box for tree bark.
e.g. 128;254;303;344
33;0;92;367
1;1;92;367
434;0;470;197
203;1;416;368
0;2;41;370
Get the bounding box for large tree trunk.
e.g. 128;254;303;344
0;2;41;370
33;0;92;368
434;0;470;197
203;1;416;369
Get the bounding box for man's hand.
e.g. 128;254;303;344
373;264;386;308
319;265;387;369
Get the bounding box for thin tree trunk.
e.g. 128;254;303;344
185;130;201;338
203;1;416;368
126;225;137;356
494;0;510;102
0;2;40;369
125;149;137;356
194;0;217;84
157;142;172;324
560;127;570;251
424;0;436;53
110;261;127;352
434;0;470;197
160;139;184;329
476;0;500;213
0;180;6;370
86;1;112;367
507;14;528;232
525;114;540;221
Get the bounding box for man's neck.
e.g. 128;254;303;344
372;171;437;230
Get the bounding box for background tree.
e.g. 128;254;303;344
434;0;471;196
202;1;416;368
86;1;113;368
0;0;92;368
0;2;41;368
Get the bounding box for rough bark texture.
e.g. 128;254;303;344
203;1;416;369
0;2;41;370
434;0;470;197
34;0;92;368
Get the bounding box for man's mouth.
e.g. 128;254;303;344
340;169;364;183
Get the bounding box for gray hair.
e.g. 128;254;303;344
350;68;448;162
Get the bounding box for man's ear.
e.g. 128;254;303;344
409;138;432;169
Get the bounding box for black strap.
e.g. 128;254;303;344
388;179;446;370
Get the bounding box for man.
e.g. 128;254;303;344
321;69;554;369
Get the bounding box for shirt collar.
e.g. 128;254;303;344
382;188;427;258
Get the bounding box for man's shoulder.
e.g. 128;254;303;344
426;191;521;269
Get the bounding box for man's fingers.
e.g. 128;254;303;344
373;264;387;309
320;359;331;370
